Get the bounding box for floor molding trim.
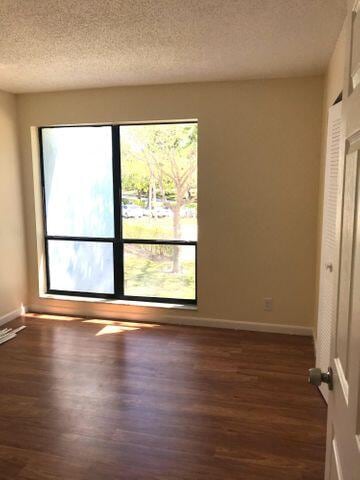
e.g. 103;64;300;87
0;307;26;327
29;304;313;336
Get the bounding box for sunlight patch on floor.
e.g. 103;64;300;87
25;313;82;321
83;319;159;336
82;319;159;328
95;325;140;336
24;313;160;335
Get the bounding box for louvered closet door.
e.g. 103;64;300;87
316;101;343;402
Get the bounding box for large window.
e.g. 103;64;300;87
39;122;197;304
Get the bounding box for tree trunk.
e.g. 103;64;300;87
153;183;157;218
172;205;181;273
148;181;152;210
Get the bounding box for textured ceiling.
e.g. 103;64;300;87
0;0;347;93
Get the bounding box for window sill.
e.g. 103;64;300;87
39;293;198;311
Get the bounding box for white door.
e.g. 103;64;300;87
323;1;360;478
316;101;343;402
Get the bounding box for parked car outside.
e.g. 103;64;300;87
181;206;196;218
122;204;144;218
151;206;173;218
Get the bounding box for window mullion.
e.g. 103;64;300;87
112;125;124;297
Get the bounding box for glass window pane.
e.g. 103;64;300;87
120;123;197;241
42;127;114;237
124;244;195;299
48;240;114;294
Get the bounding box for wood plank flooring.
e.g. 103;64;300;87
0;313;326;479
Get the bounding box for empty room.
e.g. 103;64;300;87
0;0;359;478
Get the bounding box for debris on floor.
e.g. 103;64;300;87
0;325;26;346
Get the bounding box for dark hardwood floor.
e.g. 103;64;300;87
0;313;326;480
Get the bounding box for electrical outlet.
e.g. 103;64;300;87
264;297;273;311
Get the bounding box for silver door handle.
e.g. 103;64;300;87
325;263;333;272
308;367;333;390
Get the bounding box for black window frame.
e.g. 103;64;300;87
38;122;198;305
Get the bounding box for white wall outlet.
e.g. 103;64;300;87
264;297;273;311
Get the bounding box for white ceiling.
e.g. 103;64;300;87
0;0;347;93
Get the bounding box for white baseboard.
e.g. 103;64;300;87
0;307;25;327
29;303;313;336
144;316;312;335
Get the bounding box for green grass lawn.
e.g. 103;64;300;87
123;216;197;240
122;218;196;299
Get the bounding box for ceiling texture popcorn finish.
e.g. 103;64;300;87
0;0;347;93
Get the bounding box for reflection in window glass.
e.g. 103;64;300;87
124;244;196;299
120;123;197;241
42;127;114;237
48;240;114;294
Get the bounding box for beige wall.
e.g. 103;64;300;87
314;23;346;336
17;77;323;327
0;90;27;318
324;24;346;110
